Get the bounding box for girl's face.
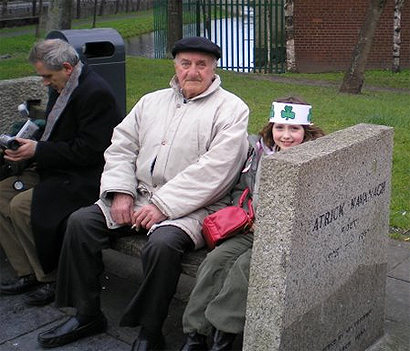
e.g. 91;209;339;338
272;123;305;150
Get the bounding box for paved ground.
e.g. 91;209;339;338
0;238;409;351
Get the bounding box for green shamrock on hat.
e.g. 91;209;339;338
307;108;312;122
269;106;275;119
281;105;295;120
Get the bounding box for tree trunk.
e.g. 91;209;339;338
32;0;37;16
392;0;406;73
201;1;211;38
166;0;183;58
76;0;81;19
46;0;73;31
135;0;141;12
92;0;98;27
284;0;296;72
35;0;43;37
1;0;7;16
339;0;388;94
98;0;105;16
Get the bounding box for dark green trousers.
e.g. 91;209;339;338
182;232;253;335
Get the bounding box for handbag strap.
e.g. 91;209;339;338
238;187;255;222
238;187;250;207
247;198;255;221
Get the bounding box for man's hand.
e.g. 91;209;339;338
132;204;167;230
110;193;134;226
4;138;37;162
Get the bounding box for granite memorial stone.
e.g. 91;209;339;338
244;123;393;351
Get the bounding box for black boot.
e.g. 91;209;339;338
23;282;56;306
1;274;39;295
179;332;208;351
131;328;165;351
209;330;236;351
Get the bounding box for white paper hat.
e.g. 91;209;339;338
269;102;313;125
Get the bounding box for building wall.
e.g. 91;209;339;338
293;0;410;72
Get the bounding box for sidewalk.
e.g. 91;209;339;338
0;238;409;351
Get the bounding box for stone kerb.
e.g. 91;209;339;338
244;123;394;351
0;77;48;134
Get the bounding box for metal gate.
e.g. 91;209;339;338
153;0;286;73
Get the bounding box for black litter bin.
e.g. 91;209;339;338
46;28;126;117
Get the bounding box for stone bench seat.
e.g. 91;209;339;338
110;235;208;278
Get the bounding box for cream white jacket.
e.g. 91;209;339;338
97;74;249;248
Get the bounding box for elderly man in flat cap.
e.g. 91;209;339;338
37;37;249;351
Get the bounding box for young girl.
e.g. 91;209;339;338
180;96;325;351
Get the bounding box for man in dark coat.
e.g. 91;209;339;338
0;39;122;306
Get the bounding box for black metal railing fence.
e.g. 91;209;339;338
154;0;285;73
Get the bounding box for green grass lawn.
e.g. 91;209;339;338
1;14;409;239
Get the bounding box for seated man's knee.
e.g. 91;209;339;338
67;208;87;230
236;250;252;274
65;206;100;243
9;191;30;221
143;225;191;258
203;244;235;267
145;229;173;254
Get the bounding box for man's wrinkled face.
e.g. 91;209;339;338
34;61;73;93
174;52;216;99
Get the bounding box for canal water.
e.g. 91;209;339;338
124;32;155;58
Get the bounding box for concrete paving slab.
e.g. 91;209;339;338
385;278;410;325
0;294;64;343
388;257;410;282
368;319;410;351
386;240;410;272
370;239;410;351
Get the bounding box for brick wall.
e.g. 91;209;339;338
293;0;410;72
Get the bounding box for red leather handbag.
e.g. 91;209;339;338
202;188;254;249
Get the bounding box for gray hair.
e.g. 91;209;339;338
28;39;80;70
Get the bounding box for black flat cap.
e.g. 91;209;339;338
172;37;221;59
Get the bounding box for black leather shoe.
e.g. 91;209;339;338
23;282;55;306
1;274;39;295
131;328;165;351
179;331;208;351
37;312;107;348
210;330;236;351
179;332;208;351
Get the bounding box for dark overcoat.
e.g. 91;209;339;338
31;65;122;273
